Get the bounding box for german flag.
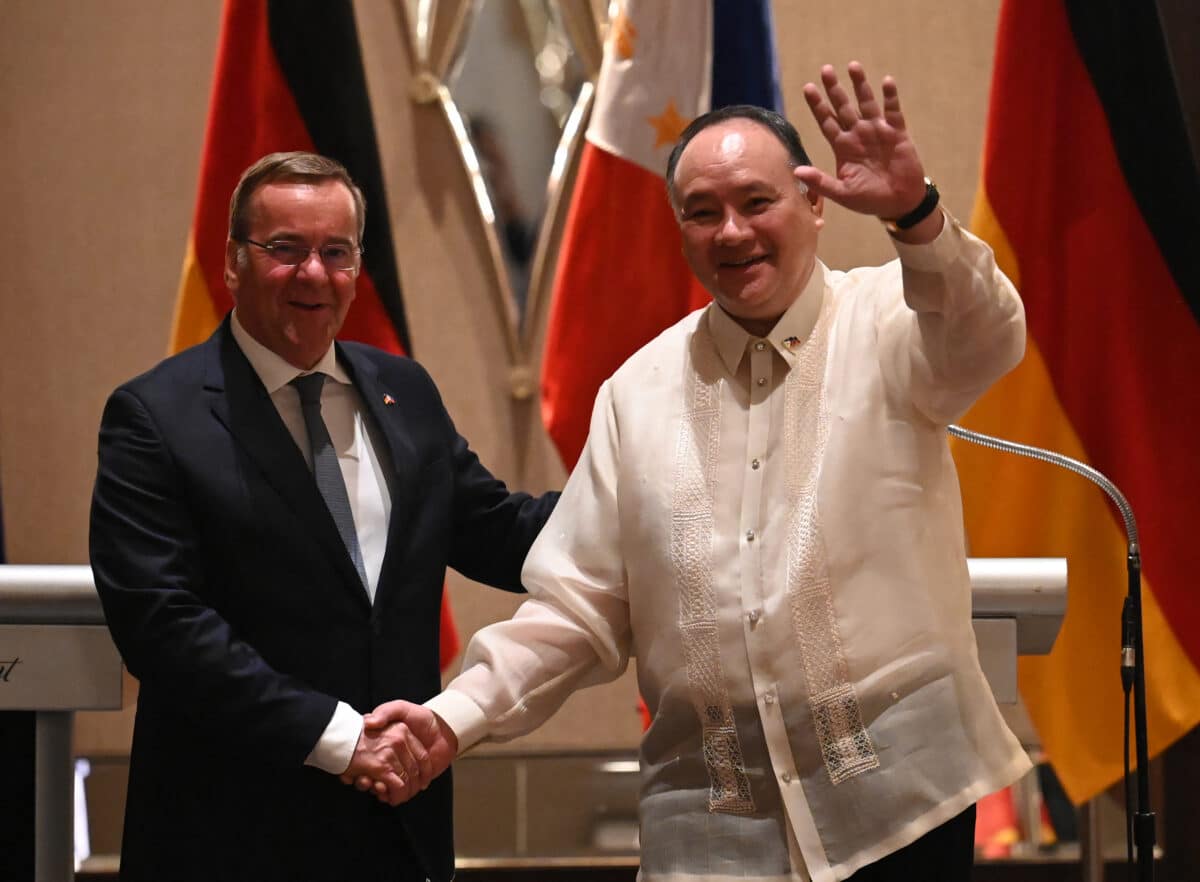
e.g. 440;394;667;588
954;0;1200;803
173;0;459;667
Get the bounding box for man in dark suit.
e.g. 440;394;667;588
89;151;556;882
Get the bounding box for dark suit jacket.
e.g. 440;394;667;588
89;319;557;881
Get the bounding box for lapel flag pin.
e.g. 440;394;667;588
383;394;396;406
783;336;801;350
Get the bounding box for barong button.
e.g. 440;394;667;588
756;377;767;387
747;608;761;625
746;529;756;542
751;458;761;470
763;691;775;705
754;341;766;351
781;771;793;783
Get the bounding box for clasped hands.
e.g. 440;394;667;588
339;700;458;806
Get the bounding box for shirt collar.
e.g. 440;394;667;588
230;309;351;394
706;260;827;375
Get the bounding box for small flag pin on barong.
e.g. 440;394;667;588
783;336;801;350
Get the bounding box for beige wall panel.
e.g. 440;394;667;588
774;0;1002;271
0;2;220;568
2;0;1001;761
0;0;221;754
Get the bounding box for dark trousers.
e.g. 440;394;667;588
847;805;976;882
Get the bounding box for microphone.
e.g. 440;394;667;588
948;423;1156;882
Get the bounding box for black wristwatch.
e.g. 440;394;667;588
882;178;939;233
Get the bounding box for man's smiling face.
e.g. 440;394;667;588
225;179;359;370
673;119;823;333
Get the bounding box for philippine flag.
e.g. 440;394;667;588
541;0;783;470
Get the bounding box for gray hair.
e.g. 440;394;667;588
228;151;366;245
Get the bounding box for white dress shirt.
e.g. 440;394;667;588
230;312;386;773
428;215;1032;882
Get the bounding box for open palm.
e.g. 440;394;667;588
795;62;928;219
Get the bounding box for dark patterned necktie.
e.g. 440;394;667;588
291;372;368;589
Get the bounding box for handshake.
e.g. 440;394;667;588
338;700;458;806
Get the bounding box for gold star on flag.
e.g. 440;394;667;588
611;9;637;60
647;99;689;148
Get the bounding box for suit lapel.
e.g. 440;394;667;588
204;322;370;606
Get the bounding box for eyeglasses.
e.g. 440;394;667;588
241;238;362;272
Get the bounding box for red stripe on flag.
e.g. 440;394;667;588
982;2;1200;662
542;144;710;469
191;1;312;313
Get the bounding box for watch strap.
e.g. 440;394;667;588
883;178;939;232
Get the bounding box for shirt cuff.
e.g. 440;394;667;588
303;701;363;775
424;690;489;754
890;207;962;272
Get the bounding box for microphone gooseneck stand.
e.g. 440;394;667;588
948;423;1155;882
